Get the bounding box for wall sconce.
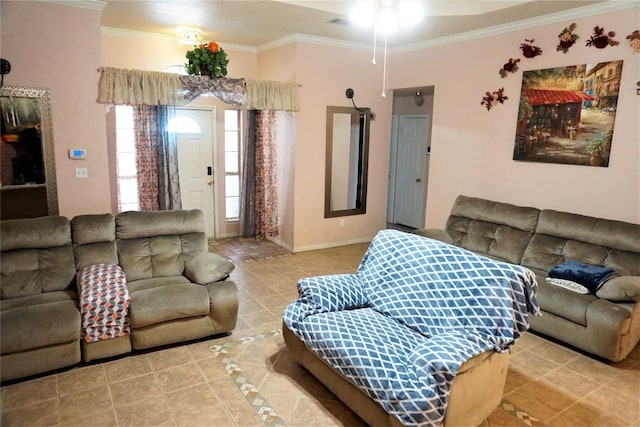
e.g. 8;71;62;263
177;28;203;45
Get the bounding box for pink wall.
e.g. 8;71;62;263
390;6;640;227
1;1;111;217
290;43;393;250
101;34;258;78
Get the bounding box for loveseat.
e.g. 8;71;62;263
415;195;640;362
283;229;539;426
0;209;238;382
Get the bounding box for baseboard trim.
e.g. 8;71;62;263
290;237;373;253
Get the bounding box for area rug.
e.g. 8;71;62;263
209;329;545;427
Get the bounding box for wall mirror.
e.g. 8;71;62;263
0;86;58;219
325;105;370;218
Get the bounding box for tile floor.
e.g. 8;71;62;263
1;239;639;426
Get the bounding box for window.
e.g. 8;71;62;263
224;110;240;220
115;106;139;212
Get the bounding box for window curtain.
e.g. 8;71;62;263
132;106;159;211
156;106;181;210
255;111;279;239
239;110;257;237
239;110;279;239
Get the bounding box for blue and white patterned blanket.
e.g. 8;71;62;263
283;229;539;427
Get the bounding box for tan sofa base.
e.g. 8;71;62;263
283;323;509;426
82;335;132;362
1;341;80;382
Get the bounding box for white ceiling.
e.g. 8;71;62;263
98;0;616;50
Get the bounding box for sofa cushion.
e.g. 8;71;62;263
127;276;190;293
1;216;71;251
596;276;640;302
445;195;540;264
1;216;76;298
71;214;118;269
525;210;640;276
116;209;206;241
535;281;595;326
184;253;234;284
118;236;185;281
71;214;115;245
0;297;80;353
1;246;76;298
129;282;210;328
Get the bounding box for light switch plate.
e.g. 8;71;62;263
75;167;88;179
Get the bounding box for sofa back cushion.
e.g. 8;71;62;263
115;210;208;281
445;195;540;264
522;210;640;275
71;214;118;269
1;216;76;298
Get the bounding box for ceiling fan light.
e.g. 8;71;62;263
376;6;398;33
350;1;375;27
397;1;424;28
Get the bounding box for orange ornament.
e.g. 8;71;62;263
208;41;219;52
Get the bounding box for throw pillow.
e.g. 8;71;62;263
185;253;234;284
545;277;589;294
595;276;640;302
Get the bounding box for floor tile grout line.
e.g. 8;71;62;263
210;329;287;427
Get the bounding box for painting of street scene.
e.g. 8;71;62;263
513;61;622;167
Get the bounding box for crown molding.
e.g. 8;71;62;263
397;0;639;52
101;0;637;55
257;33;371;53
100;27;257;54
37;0;106;11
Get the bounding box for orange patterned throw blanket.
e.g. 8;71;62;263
77;263;130;343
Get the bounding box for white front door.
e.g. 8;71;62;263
175;108;216;237
393;115;430;229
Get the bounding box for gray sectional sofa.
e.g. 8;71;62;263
415;195;640;362
0;209;238;382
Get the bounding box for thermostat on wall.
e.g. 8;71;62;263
68;148;87;159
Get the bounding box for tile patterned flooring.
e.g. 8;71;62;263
1;239;639;426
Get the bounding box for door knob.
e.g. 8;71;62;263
416;178;422;183
207;180;213;185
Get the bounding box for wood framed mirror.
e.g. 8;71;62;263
0;86;58;219
324;105;370;218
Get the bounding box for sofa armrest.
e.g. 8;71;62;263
413;228;454;245
184;253;235;284
283;274;368;335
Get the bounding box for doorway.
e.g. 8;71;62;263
174;108;217;237
387;87;434;229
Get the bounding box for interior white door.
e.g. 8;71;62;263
175;108;216;237
393;115;430;228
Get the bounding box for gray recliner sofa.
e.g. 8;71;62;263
1;209;238;382
415;195;640;362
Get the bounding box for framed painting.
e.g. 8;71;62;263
513;61;623;167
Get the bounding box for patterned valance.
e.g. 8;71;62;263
96;67;299;111
179;75;245;106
